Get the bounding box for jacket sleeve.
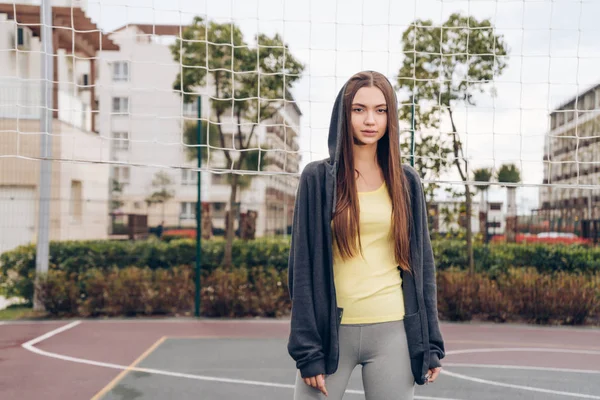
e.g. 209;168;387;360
287;169;325;378
419;183;445;368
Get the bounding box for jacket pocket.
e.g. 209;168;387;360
403;311;424;359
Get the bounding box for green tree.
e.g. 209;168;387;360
171;17;304;267
145;171;175;222
397;13;508;273
182;120;269;191
440;205;458;236
400;132;452;201
473;167;493;242
497;163;521;243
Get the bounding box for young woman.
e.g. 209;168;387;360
287;71;445;399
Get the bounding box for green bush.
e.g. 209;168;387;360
200;266;290;318
94;266;194;317
436;268;600;325
0;237;291;302
33;265;289;318
436;268;507;322
151;267;195;315
3;237;600;315
497;268;599;325
35;270;80;315
18;260;600;324
432;240;600;275
37;266;195;317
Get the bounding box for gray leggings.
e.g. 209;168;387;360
293;320;414;400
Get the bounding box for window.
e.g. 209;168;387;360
113;166;130;184
181;169;197;185
489;203;501;211
112;97;129;114
113;61;129;82
70;180;83;222
182;100;198;116
17;26;24;46
211;202;226;217
112;132;129;151
180;202;197;220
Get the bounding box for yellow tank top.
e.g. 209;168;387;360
332;181;405;324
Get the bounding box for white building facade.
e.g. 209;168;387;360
429;199;505;236
98;24;301;237
0;4;112;254
540;84;600;236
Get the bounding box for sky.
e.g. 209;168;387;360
82;0;600;213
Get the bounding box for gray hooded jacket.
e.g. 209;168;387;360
286;81;445;386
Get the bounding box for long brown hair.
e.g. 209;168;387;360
333;71;412;272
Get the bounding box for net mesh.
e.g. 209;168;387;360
0;0;599;254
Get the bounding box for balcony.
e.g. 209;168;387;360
265;125;300;151
0;4;119;133
0;79;92;132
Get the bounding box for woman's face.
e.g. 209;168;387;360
350;86;388;146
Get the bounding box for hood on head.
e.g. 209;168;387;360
327;82;348;168
326;72;399;170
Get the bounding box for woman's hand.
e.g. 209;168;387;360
426;367;442;384
303;374;328;396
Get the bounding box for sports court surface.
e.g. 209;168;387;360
1;318;599;399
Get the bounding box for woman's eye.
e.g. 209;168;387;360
352;107;386;113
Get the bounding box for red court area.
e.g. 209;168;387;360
1;319;599;400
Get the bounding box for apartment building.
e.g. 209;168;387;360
0;3;114;254
428;199;505;236
99;24;301;237
263;93;302;236
539;84;600;236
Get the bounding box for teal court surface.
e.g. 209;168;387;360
1;319;599;399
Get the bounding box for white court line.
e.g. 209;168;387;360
442;347;600;399
22;321;81;347
447;347;600;356
441;370;600;399
444;363;600;375
21;322;462;400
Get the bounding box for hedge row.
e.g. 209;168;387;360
33;265;600;325
1;237;290;273
35;266;289;318
2;238;599;303
433;240;600;277
0;238;290;301
438;268;600;324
